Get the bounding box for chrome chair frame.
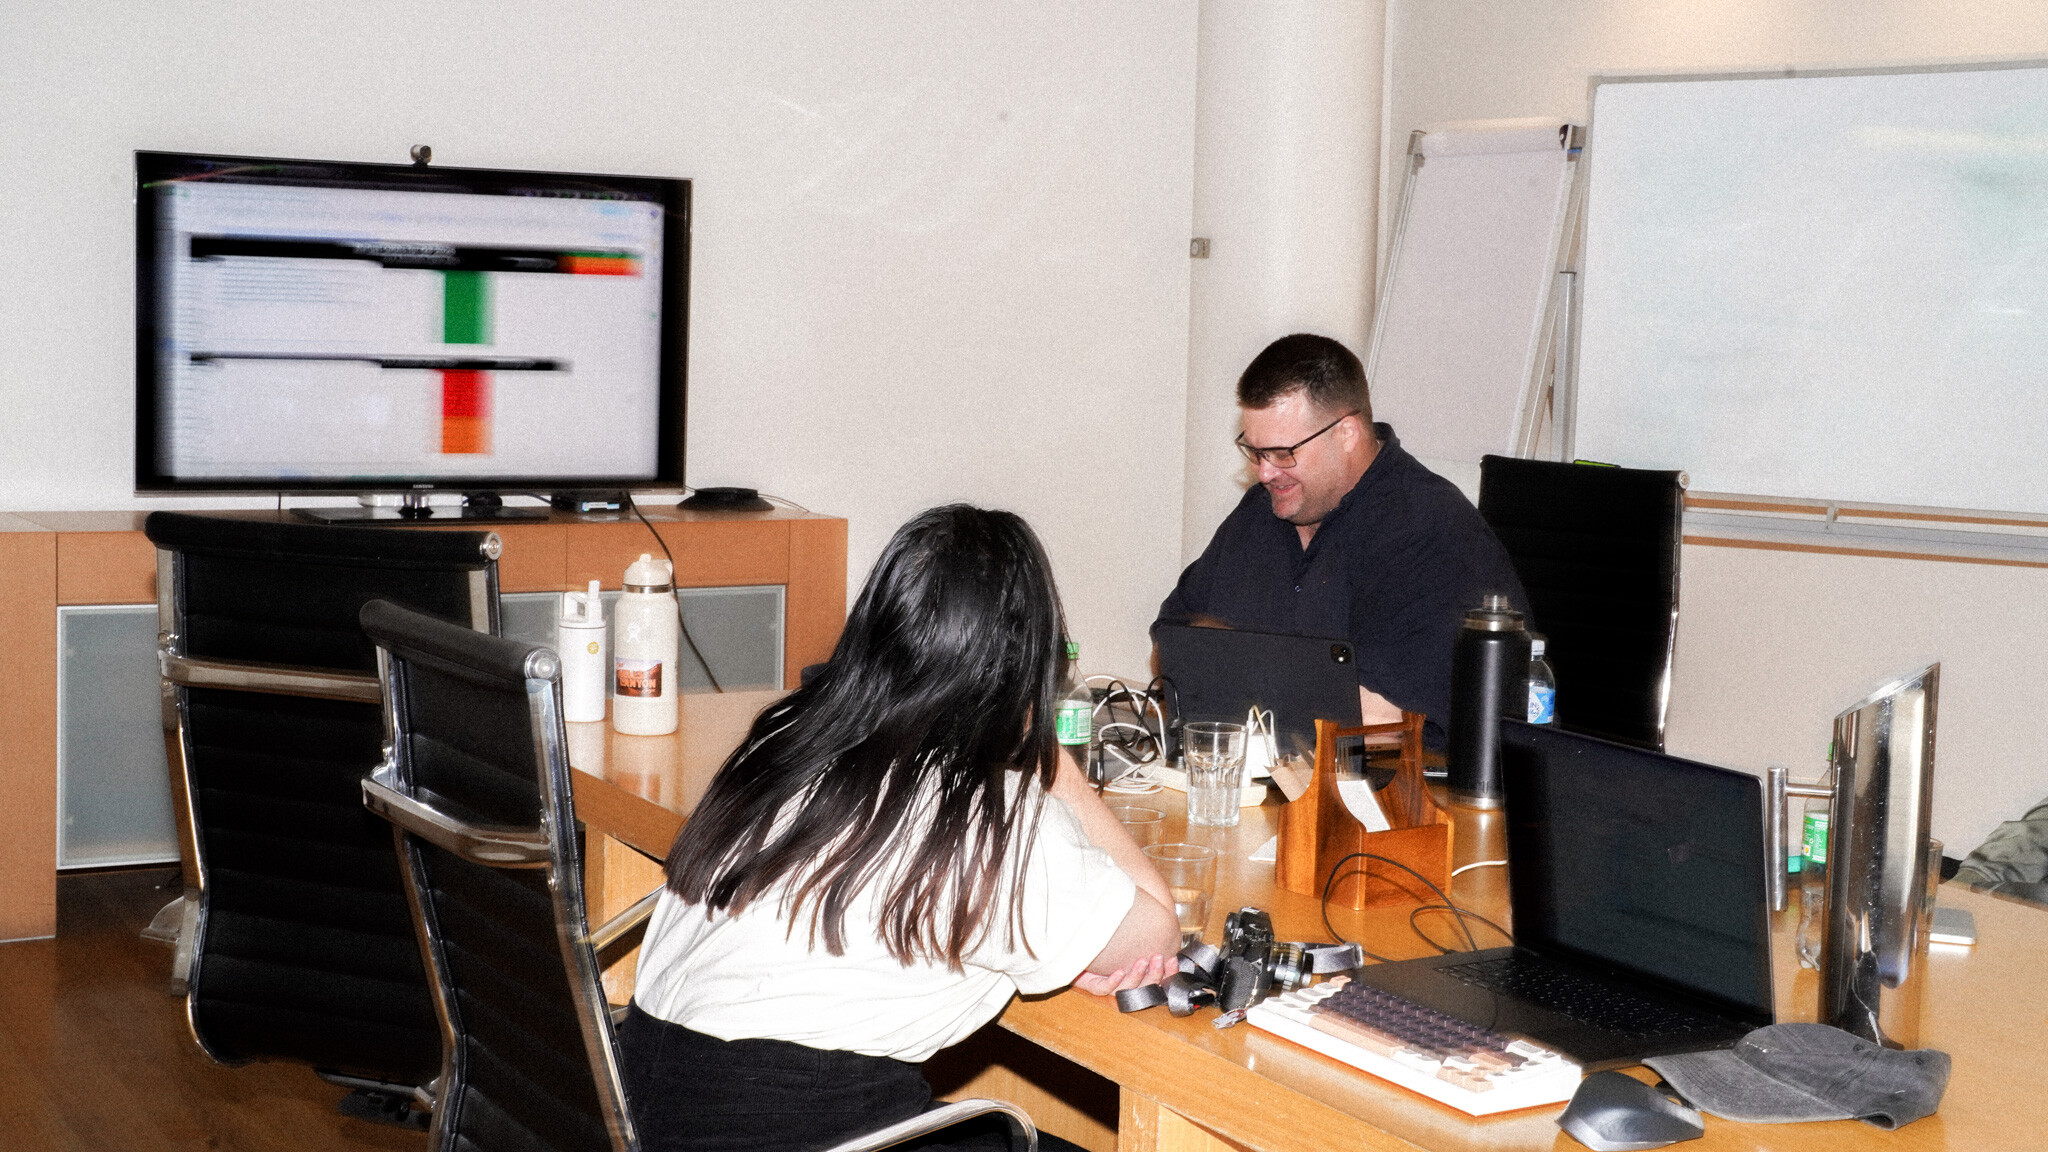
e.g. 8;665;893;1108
362;601;1037;1152
365;635;639;1150
150;514;499;1091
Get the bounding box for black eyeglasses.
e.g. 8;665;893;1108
1235;412;1358;469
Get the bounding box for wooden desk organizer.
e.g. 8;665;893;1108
1275;714;1453;910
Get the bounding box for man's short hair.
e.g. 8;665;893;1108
1236;333;1372;425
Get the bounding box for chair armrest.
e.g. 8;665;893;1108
820;1099;1038;1152
362;764;552;866
590;887;662;965
160;649;382;703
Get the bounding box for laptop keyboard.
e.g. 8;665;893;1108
1440;956;1719;1038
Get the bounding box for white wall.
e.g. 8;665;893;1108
1182;1;1384;564
0;1;1199;676
1668;543;2048;858
1386;0;2048;850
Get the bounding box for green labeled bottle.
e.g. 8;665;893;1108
1796;804;1831;968
1054;641;1093;759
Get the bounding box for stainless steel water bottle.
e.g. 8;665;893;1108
1446;594;1530;809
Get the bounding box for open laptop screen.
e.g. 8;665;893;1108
1501;722;1774;1024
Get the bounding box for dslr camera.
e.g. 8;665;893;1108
1215;907;1311;1012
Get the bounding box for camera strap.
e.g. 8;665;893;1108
1112;940;1362;1016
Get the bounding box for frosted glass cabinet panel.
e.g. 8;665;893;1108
57;605;178;869
53;587;781;871
501;586;785;692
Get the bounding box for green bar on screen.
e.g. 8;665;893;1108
443;271;489;344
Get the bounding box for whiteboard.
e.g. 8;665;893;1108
1574;64;2048;513
1368;119;1577;497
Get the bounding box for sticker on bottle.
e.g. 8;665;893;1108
1055;702;1091;745
615;657;664;698
1803;812;1830;865
1528;684;1556;724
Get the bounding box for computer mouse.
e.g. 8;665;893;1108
1558;1071;1704;1151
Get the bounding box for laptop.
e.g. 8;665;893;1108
1153;624;1362;759
1352;722;1775;1069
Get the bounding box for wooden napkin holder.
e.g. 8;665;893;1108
1275;713;1453;910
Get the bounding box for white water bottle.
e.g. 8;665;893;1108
612;554;679;735
557;580;607;723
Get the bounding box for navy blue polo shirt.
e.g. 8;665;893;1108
1154;424;1527;747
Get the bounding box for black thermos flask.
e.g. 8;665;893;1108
1446;593;1530;809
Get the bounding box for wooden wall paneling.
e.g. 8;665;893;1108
562;519;788;590
482;522;570;592
54;530;156;606
786;517;848;687
0;529;59;940
557;522;674;589
656;519;790;587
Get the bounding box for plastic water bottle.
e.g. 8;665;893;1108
556;579;607;723
1526;633;1557;725
1796;803;1831;968
1055;641;1093;768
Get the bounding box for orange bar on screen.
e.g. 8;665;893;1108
559;253;639;276
441;370;490;454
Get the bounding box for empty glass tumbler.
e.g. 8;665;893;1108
1144;842;1218;947
1183;721;1248;828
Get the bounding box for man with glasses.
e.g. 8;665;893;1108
1155;333;1526;747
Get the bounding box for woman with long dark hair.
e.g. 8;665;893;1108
621;505;1181;1151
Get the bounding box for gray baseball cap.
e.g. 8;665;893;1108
1644;1024;1950;1130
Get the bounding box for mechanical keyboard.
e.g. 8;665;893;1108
1246;977;1580;1116
1440;956;1717;1038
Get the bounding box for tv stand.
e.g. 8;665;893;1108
293;490;547;525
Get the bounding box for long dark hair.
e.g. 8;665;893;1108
664;504;1071;967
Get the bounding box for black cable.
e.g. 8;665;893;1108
1149;675;1182;761
1317;860;1396;964
1091;678;1161;766
627;494;723;693
1408;904;1512;953
1318;850;1477;953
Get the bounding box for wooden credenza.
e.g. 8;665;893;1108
0;505;846;942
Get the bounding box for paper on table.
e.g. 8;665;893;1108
1250;835;1278;863
1267;757;1312;802
1336;779;1392;833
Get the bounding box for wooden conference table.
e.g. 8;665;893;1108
567;692;2048;1152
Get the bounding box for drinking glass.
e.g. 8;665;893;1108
1144;842;1218;947
1183;720;1248;828
1110;805;1165;847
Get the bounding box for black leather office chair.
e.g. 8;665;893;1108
1476;456;1684;750
357;598;1039;1152
145;511;502;1116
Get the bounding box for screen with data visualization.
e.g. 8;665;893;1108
135;152;688;491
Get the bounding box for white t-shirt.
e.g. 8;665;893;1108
632;783;1135;1063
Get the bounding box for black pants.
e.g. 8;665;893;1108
618;1004;1082;1152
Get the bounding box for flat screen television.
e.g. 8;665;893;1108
135;150;688;517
